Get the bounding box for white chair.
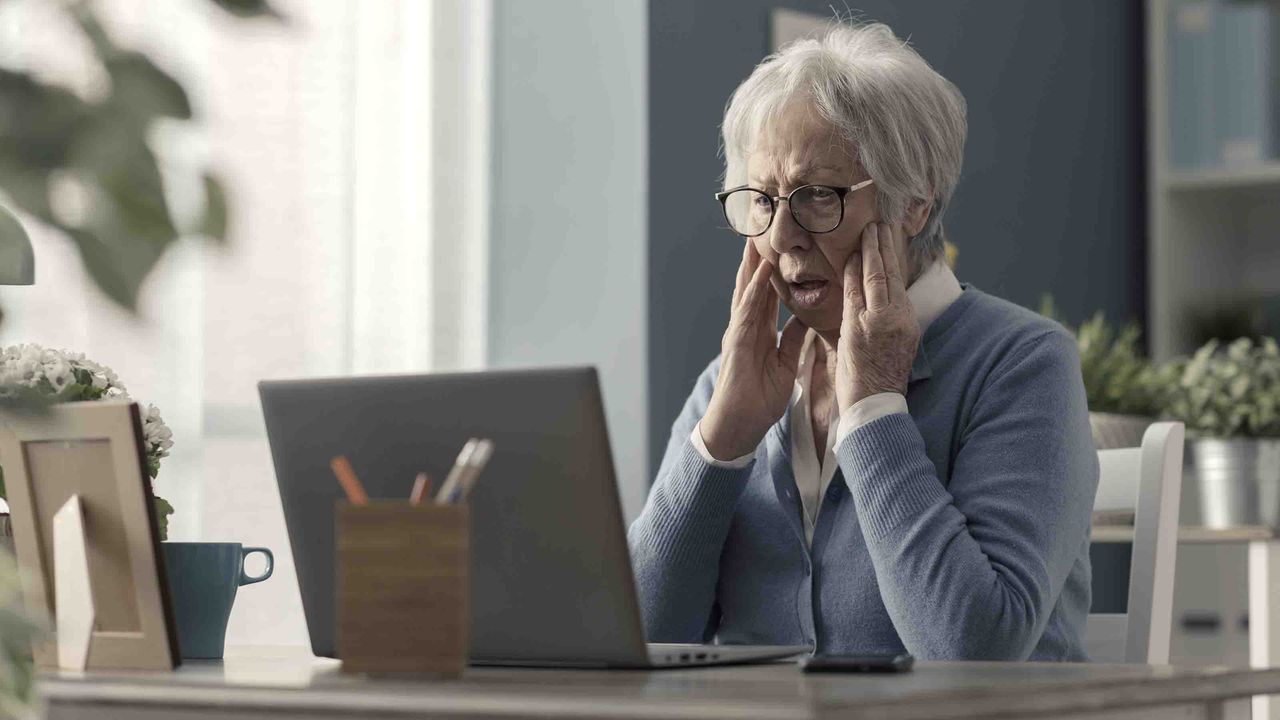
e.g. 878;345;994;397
1085;421;1185;664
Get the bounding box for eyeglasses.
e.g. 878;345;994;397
714;179;875;237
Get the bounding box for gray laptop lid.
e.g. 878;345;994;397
259;367;649;666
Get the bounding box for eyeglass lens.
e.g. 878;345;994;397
723;186;844;236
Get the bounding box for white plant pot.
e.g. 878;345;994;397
1190;437;1280;529
1089;412;1154;450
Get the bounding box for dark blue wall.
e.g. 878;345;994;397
647;0;1146;470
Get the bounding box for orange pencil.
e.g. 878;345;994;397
410;472;432;506
330;455;369;505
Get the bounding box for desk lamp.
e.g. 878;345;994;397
0;205;34;285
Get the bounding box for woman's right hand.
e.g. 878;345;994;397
698;241;808;461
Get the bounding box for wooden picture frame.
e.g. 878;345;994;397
0;401;178;670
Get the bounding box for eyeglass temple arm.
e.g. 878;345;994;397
714;178;874;201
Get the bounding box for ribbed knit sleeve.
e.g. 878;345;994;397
627;356;753;642
835;329;1098;660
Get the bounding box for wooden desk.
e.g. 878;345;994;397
36;646;1280;720
1094;524;1280;719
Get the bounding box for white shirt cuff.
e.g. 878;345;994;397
690;421;756;469
835;393;909;444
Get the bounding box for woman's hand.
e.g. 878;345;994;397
836;223;920;413
699;242;808;461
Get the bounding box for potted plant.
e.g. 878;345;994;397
1042;299;1164;449
1164;337;1280;529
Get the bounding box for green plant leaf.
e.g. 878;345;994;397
200;172;229;242
103;52;192;121
57;113;182;309
153;495;174;542
0;70;83;173
66;225;169;310
206;0;288;21
68;2;118;60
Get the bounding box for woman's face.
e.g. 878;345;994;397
746;102;887;335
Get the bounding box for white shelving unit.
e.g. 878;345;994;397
1148;3;1280;708
1148;0;1280;361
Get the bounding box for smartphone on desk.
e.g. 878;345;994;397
799;652;914;673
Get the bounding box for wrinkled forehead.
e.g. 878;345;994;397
747;101;857;185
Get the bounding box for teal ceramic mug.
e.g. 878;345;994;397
162;542;273;659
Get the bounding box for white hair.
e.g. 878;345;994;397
721;21;967;268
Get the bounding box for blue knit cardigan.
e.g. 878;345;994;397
628;286;1097;660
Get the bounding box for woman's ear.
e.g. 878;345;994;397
905;197;932;237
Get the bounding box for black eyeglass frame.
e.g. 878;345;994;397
713;178;876;237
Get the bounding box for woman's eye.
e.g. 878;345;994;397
808;187;835;200
751;194;771;208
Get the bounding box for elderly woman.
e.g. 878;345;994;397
628;22;1097;661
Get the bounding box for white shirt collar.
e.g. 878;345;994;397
906;259;964;332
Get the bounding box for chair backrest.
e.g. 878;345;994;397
1085;421;1184;664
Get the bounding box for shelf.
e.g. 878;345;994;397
1163;163;1280;192
1092;524;1277;544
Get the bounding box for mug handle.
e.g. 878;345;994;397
239;546;274;586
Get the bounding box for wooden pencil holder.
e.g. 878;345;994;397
335;501;469;676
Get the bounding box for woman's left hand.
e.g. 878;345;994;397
835;222;921;413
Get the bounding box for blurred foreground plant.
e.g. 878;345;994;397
0;0;281;311
0;550;41;720
0;0;278;707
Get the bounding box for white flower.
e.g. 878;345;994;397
142;404;174;456
4;345;44;387
81;357;121;391
42;355;72;393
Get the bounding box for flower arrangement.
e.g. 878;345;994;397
0;344;175;539
1163;337;1280;438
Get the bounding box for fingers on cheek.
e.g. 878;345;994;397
843;252;862;286
842;275;859;300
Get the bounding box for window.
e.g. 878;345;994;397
0;0;490;647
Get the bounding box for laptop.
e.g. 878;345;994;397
259;367;806;668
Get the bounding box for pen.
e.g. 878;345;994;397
435;438;478;505
330;455;369;505
455;439;494;503
410;472;432;506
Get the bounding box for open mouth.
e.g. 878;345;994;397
788;279;829;309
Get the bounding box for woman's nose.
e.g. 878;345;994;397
768;201;812;256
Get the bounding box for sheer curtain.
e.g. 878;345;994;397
0;0;490;648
